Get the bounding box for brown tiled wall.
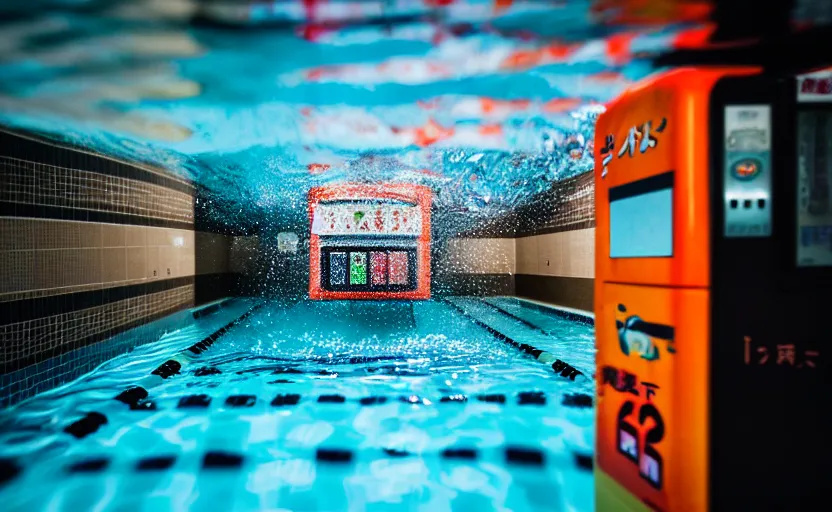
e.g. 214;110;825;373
513;172;595;311
0;156;194;226
0;129;232;407
443;171;595;310
1;284;194;373
0;219;198;302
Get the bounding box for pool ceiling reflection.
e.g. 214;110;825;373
0;0;717;230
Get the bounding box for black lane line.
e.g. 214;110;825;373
109;302;266;410
185;302;266;357
473;298;550;335
440;298;583;381
64;303;267;441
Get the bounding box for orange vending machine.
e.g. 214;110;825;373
594;68;827;511
308;183;432;300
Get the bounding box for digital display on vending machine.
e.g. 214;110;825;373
796;111;832;267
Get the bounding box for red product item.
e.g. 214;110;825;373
370;252;388;286
388;252;409;285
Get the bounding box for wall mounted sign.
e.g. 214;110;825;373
312;202;422;236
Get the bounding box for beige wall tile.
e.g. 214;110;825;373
181;230;195;249
102;224;125;248
559;231;573;277
126;246;147;280
146;245;160;279
101;247;126;283
145;226;166;247
0;250;36;294
79;222;102;248
515;235;538;274
158;246;177;279
126;225;147;247
515;228;596;278
443;238;515;274
537;233;560;276
585;227;596;278
34;248;101;289
178;247;195;277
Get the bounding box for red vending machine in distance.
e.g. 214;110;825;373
308;183;432;300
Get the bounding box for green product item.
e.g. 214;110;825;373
350;252;367;285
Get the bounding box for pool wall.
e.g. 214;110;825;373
438;171;595;311
0;130;236;406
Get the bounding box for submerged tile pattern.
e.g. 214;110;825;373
0;156;194;226
1;284;194;374
0;294;198;407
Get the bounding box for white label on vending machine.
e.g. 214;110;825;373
724;105;773;238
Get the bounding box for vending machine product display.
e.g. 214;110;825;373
308;183;432;300
594;68;827;511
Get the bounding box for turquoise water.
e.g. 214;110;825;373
0;298;595;511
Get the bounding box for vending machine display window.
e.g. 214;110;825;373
321;247;417;292
796;110;832;267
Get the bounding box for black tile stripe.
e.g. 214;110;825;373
512;219;596;238
454;170;595;239
509;297;594;326
3;299;191;375
0;129;193;195
8;445;563;480
0;276;194;326
0;202;194;230
515;275;595;317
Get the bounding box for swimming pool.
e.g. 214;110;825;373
0;297;595;511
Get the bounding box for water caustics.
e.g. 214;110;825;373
0;298;597;511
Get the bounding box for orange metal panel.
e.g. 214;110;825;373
594;67;758;288
596;283;709;512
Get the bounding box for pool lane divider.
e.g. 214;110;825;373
60;301;267;439
116;301;267;407
440;298;585;381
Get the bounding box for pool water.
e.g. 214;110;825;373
0;298;595;512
